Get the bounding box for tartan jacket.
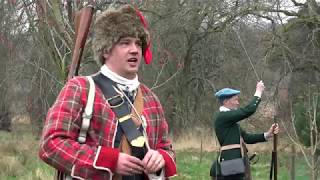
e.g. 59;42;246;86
39;76;177;180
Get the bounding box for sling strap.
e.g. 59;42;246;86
92;73;145;148
221;144;241;151
78;76;95;143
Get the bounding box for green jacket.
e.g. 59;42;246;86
210;96;266;176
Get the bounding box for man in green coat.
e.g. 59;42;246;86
210;81;279;180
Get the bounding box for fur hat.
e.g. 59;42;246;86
92;5;150;65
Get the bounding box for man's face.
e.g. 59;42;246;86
103;37;142;79
223;95;240;110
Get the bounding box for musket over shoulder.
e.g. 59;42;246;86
57;6;95;179
67;5;94;80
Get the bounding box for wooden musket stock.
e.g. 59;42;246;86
67;6;94;80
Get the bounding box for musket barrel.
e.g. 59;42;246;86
273;116;278;180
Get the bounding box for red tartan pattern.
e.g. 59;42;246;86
39;76;177;180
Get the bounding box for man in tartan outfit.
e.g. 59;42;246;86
39;4;177;180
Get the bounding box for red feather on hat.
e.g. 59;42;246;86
135;9;152;64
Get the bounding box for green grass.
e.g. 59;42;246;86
0;130;313;180
172;150;311;180
172;150;216;180
0;129;54;180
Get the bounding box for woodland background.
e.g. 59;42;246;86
0;0;319;179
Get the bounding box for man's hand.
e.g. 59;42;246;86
265;123;280;139
142;149;165;174
115;153;144;176
254;80;265;97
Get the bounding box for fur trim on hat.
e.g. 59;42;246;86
92;5;148;65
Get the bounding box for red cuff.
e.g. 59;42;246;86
158;149;177;177
95;146;120;172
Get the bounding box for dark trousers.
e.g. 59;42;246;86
211;174;244;180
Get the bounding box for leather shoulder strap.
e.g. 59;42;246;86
92;73;145;148
78;76;95;144
119;87;144;154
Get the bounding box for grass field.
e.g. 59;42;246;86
172;150;311;180
0;129;313;180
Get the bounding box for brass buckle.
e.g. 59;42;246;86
107;94;124;108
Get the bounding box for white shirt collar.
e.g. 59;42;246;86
100;65;140;92
219;106;231;112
